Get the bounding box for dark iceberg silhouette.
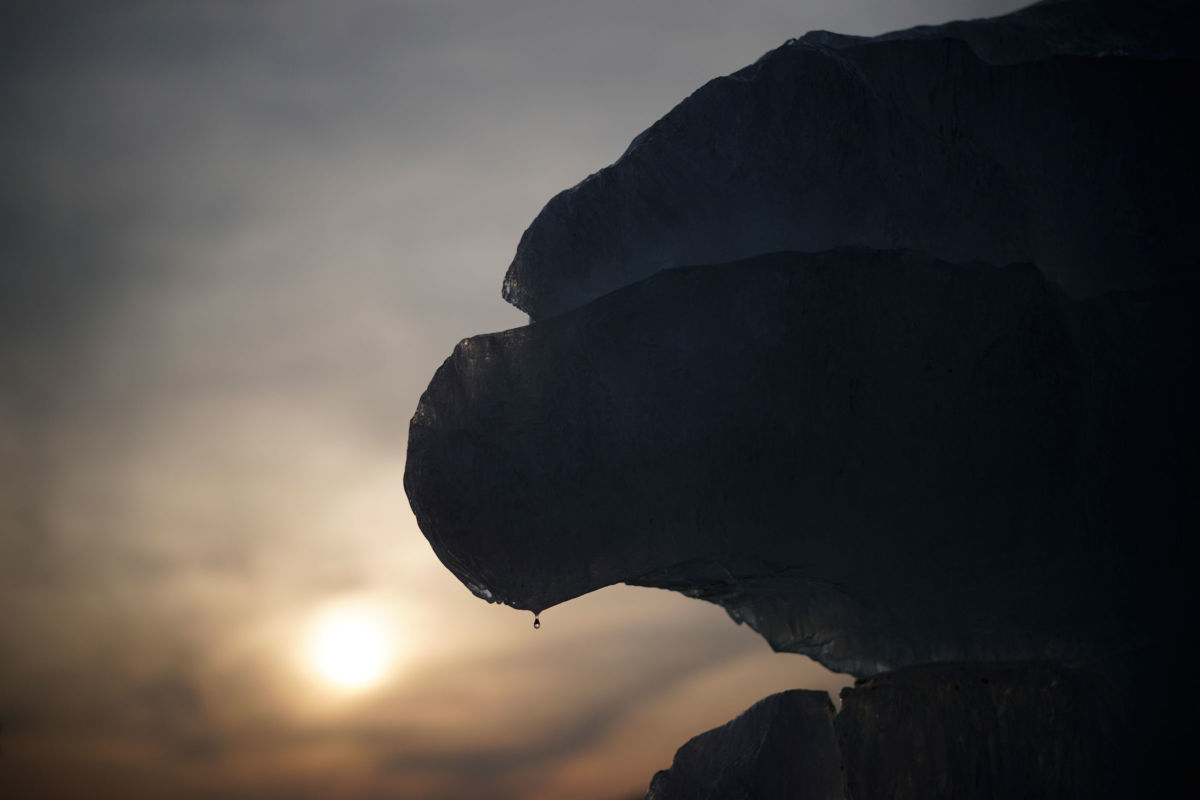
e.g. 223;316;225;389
502;0;1199;319
409;248;1192;675
834;663;1118;800
650;663;1119;799
647;689;842;800
405;0;1197;795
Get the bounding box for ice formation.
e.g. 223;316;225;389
404;0;1197;795
408;248;1193;676
650;663;1125;800
501;0;1199;319
647;690;841;800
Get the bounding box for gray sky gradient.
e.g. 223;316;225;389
2;2;1030;797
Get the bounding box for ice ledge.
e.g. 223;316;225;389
503;0;1199;320
408;248;1197;678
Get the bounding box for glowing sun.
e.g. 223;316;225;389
305;603;395;691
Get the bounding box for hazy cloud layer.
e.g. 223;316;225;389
2;2;1026;797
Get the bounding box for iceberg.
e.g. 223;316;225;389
404;1;1198;795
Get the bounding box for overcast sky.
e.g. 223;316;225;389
2;2;1029;798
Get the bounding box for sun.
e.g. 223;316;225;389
305;603;395;692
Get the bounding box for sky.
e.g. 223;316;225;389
1;2;1029;798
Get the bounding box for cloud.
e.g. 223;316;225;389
0;1;1024;797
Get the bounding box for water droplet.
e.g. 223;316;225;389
533;616;541;630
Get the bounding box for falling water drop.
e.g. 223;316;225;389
533;616;541;630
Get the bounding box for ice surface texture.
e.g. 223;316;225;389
406;0;1199;676
407;249;1195;676
646;690;842;800
835;662;1120;800
648;663;1125;800
502;1;1200;319
406;0;1198;794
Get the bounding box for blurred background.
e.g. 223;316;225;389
1;2;1026;798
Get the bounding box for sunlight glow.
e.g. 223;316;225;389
305;603;395;692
